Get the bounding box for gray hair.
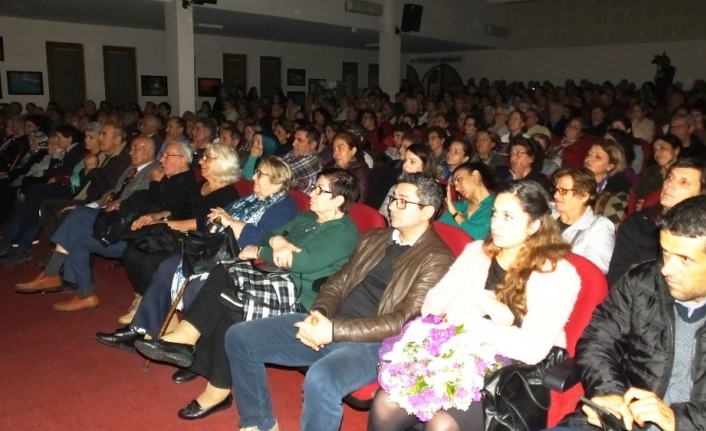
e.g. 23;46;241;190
168;141;193;165
396;172;443;212
84;122;103;134
671;113;695;127
204;143;242;184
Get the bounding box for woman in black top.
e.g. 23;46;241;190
119;143;241;323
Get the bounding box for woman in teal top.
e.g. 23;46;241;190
241;131;278;180
440;162;500;240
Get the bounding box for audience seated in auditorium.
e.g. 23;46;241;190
369;180;581;431
214;173;454;431
132;169;361;422
607;158;706;286
14;141;199;312
96;155;298;346
118;143;240;322
549;195;706;431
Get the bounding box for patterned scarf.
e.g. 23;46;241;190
164;188;289;314
226;187;288;224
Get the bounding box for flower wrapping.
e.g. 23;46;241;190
378;314;510;422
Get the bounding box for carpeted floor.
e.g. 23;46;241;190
0;238;369;431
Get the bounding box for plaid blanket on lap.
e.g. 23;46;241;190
226;260;303;321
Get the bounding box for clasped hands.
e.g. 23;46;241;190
582;389;675;431
293;311;332;351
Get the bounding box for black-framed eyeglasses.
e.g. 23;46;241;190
201;154;216;161
388;195;426;210
552;187;576;196
313;185;334;196
255;169;269;178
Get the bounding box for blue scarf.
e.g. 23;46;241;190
226;188;288;224
165;188;290;314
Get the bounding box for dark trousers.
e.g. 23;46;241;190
131;254;206;337
185;263;243;389
122;243;176;295
40;198;84;238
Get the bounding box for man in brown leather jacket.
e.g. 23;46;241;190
225;173;456;431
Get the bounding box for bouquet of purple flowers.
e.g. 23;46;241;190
378;314;509;421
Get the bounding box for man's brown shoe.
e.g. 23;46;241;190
53;294;99;311
15;272;63;294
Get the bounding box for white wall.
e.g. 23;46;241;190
194;34;378;107
0;15;377;109
0;16;168;108
403;39;706;89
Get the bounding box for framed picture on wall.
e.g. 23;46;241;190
308;78;326;95
342;62;358;92
7;71;44;95
0;37;4;61
141;75;168;96
287;69;306;86
197;77;221;97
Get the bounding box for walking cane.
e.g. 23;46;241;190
142;277;190;372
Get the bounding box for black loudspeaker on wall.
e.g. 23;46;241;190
400;4;423;33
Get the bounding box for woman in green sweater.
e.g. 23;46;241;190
439;162;499;240
133;168;360;420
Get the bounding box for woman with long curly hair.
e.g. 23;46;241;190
368;180;581;431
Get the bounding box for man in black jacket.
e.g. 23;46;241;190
553;195;706;431
607;158;706;286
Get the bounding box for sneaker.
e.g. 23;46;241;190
1;250;32;268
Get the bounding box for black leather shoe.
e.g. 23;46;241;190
95;326;143;352
134;339;195;367
172;368;198;384
177;394;232;420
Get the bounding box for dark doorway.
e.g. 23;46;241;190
223;54;247;90
368;64;379;88
103;46;137;109
46;42;86;111
259;56;281;99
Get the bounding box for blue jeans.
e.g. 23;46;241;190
52;206;127;296
225;313;381;431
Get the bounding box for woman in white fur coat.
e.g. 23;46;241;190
368;180;582;431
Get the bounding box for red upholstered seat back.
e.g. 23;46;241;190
432;221;473;257
642;189;661;210
234;179;254;197
547;253;609;427
348;203;387;235
289;189;311;212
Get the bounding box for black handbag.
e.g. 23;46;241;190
128;223;179;253
92;209;140;246
482;346;569;431
181;223;239;277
